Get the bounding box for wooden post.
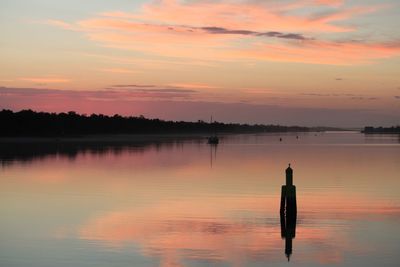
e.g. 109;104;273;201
280;164;297;261
280;164;297;218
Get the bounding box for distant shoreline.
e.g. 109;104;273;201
1;109;356;139
361;126;400;134
1;109;335;138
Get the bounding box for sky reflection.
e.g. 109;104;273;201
0;133;399;266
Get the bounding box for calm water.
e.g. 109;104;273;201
1;132;400;267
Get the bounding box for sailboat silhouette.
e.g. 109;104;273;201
207;116;219;144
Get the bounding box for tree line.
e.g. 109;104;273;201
0;109;310;137
362;126;400;134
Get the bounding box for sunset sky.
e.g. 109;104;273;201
1;0;399;126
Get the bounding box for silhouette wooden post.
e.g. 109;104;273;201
280;164;297;218
280;164;297;261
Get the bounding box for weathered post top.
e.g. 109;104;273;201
286;164;293;186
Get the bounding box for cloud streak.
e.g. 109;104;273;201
201;26;309;40
0;86;197;103
301;93;378;100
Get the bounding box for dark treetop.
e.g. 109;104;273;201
0;109;311;137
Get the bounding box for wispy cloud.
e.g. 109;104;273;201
350;97;378;100
20;77;70;83
45;19;77;30
313;0;344;7
301;92;378;100
98;0;368;33
168;83;221;90
99;68;138;74
46;0;400;65
0;86;196;101
232;41;400;65
201;26;309;40
111;84;156;88
109;83;216;91
132;88;197;94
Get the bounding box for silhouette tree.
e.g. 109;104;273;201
0;109;310;137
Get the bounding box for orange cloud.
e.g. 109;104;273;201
45;19;77;30
47;0;399;65
20;77;70;83
233;40;400;65
313;0;344;7
132;0;357;33
99;68;139;74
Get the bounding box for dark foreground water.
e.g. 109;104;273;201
1;132;399;267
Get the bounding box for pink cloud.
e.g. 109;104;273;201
233;40;400;65
82;27;400;65
313;0;344;7
132;0;355;33
46;0;400;65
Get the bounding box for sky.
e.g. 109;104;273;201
0;0;399;127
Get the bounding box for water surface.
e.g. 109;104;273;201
1;132;399;266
